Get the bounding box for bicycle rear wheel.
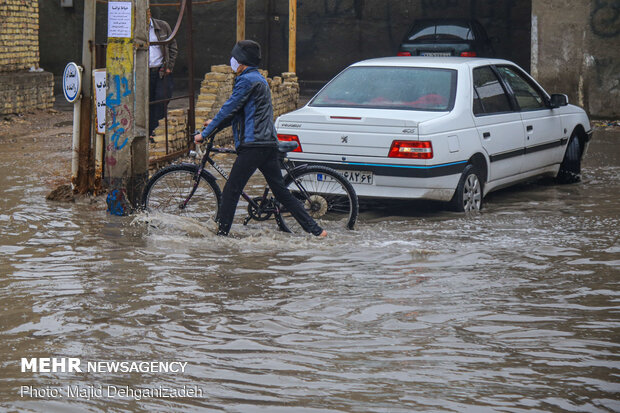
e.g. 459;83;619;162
280;165;358;233
142;164;221;222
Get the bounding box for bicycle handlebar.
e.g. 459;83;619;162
191;128;236;160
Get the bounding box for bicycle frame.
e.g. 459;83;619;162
185;130;289;224
142;128;357;233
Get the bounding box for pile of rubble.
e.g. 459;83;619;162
149;108;189;159
591;120;620;130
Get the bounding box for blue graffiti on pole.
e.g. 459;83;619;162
109;110;128;150
106;74;133;150
106;188;129;216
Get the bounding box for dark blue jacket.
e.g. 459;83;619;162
201;67;277;150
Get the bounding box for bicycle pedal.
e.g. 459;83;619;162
242;216;251;225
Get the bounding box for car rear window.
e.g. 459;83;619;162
407;23;474;42
310;66;457;112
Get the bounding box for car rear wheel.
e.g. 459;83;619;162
450;164;483;212
556;134;582;184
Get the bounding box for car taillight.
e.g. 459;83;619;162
388;140;433;159
397;51;412;56
277;134;303;152
460;51;477;57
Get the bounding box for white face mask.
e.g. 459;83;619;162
230;56;240;73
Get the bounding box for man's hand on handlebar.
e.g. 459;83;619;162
193;119;213;144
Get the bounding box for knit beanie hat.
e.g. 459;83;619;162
231;40;261;67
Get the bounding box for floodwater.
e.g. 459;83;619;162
0;128;618;412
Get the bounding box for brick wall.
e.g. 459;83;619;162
0;0;54;115
149;65;299;159
0;0;40;72
0;71;54;113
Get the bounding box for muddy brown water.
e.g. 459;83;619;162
0;129;618;412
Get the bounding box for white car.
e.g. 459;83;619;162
276;57;592;211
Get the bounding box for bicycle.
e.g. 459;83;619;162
141;129;358;234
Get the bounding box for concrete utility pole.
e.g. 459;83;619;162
289;0;296;73
73;0;96;193
104;0;149;215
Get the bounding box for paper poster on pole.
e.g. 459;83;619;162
93;69;107;134
107;2;132;38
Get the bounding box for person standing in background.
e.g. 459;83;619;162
148;7;177;141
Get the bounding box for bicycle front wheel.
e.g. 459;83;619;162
142;164;221;222
280;165;358;233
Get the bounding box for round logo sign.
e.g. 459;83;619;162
62;62;82;103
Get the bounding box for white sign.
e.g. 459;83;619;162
107;2;132;38
62;62;81;103
93;69;107;134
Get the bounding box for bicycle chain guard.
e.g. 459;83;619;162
246;197;274;221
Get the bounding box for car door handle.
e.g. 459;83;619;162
526;125;533;132
483;132;491;138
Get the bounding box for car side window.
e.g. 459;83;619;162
495;66;546;111
472;66;512;116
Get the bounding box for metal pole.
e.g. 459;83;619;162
81;0;95;110
288;0;296;73
71;97;81;187
186;0;196;136
237;0;245;41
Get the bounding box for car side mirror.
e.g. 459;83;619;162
550;93;568;108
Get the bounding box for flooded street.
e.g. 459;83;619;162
0;122;618;412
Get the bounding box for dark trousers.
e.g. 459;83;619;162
149;68;173;137
217;146;323;236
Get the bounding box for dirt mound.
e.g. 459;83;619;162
46;184;75;202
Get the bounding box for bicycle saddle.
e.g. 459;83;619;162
277;141;299;153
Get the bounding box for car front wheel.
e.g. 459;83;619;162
556;134;582;184
450;164;483;212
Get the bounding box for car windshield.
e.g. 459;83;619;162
310;66;457;111
408;22;474;41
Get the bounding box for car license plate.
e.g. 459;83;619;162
317;170;373;185
421;52;451;57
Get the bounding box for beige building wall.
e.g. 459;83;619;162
532;0;620;118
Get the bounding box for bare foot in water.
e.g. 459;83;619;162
318;230;327;237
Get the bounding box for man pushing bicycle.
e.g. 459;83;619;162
194;40;327;237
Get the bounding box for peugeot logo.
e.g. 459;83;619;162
341;135;349;143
